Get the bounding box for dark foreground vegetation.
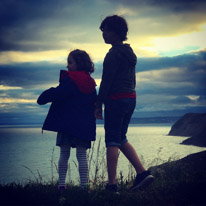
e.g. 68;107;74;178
1;151;206;206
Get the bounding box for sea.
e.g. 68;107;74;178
0;124;205;185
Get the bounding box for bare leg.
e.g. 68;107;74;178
120;142;145;174
107;146;119;185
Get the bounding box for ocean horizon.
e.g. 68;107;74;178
0;116;181;128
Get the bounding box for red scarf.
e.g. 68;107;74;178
60;70;96;94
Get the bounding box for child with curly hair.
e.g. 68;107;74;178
37;49;97;190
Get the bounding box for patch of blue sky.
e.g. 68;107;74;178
158;46;200;57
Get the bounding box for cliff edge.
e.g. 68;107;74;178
168;113;206;147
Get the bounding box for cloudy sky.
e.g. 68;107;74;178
0;0;206;125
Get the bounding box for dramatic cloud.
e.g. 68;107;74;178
133;50;206;116
1;0;206;59
0;0;105;52
0;62;62;88
0;0;206;124
1;50;206;123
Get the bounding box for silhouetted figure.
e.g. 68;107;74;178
37;49;96;190
95;15;154;192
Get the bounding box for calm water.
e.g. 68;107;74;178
0;125;205;184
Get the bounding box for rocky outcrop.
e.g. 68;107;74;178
168;113;206;147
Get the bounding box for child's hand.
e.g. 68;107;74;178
95;108;103;120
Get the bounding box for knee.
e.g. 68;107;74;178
60;146;71;161
76;147;87;161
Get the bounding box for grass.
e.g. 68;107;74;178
1;150;206;206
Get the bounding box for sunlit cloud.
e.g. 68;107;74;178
131;44;159;58
0;50;67;64
0;85;22;90
186;95;200;101
94;79;101;86
115;5;137;16
153;25;206;56
0;98;36;104
64;43;110;62
0;43;110;64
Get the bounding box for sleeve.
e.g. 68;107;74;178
96;51;120;107
37;78;74;105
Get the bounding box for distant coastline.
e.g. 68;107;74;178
169;113;206;147
0;116;180;128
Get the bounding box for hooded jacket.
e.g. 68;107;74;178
37;70;97;141
96;44;137;106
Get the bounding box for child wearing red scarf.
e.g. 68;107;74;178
37;49;96;190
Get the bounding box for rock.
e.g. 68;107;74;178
168;113;206;147
151;150;206;173
181;128;206;147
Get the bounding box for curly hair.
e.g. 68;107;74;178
99;15;128;41
68;49;94;74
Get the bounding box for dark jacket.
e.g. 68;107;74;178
37;70;97;141
96;44;137;106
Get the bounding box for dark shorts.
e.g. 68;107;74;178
104;98;136;147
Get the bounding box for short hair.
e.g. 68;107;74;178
99;15;128;41
68;49;94;74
